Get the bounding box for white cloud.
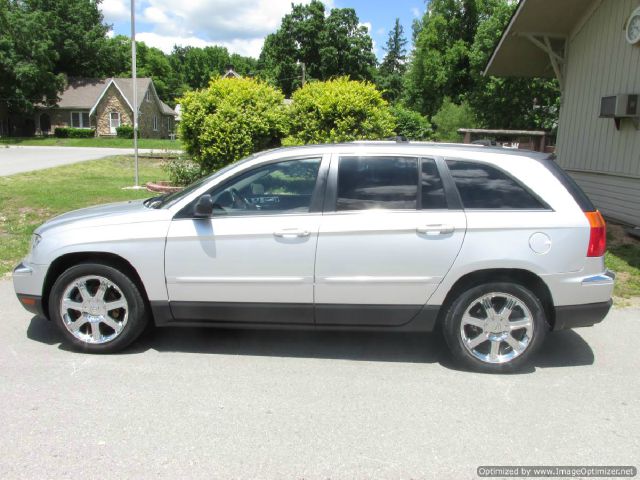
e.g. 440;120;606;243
102;0;335;58
101;0;129;23
411;7;422;18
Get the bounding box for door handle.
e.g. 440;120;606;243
416;224;455;235
274;228;310;238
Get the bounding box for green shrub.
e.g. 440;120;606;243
116;124;134;139
391;105;432;140
431;98;478;142
178;77;287;175
162;157;202;186
284;77;395;145
54;127;95;138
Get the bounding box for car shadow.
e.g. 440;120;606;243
26;316;594;373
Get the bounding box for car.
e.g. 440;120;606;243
13;142;615;372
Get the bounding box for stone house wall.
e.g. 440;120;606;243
138;87;174;139
94;84;133;136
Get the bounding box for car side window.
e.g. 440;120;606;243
337;156;419;211
420;159;447;209
204;157;322;216
446;160;547;210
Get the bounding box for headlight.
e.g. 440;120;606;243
30;233;42;252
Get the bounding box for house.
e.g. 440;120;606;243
31;77;176;139
484;0;640;227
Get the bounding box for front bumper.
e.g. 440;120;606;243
13;261;47;318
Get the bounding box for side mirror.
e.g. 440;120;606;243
194;194;214;218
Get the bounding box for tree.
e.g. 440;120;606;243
258;1;376;96
179;77;287;174
377;18;408;102
466;0;559;130
284;77;395;145
0;0;64;113
431;97;478;141
24;0;111;77
390;105;432;140
405;0;560;130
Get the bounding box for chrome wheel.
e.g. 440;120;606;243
459;292;534;364
59;275;129;344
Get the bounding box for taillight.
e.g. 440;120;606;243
585;210;606;257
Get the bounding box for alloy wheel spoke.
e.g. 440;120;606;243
77;282;91;302
90;322;102;342
62;298;84;313
489;339;501;361
462;314;487;330
467;332;490;349
505;334;526;354
509;317;532;330
94;282;108;301
481;296;496;316
68;315;88;332
105;299;127;311
500;297;517;319
102;315;122;332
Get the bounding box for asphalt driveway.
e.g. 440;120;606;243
0;145;176;176
0;279;638;479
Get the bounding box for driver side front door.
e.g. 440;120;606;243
164;155;327;324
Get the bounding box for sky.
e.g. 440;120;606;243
100;0;427;60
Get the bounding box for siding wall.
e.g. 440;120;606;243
556;0;640;225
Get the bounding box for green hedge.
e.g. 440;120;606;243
54;127;95;138
116;124;134;139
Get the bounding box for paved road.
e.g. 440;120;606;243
0;279;638;479
0;145;180;176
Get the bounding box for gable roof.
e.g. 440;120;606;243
51;77;176;116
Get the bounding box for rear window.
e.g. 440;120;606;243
446;160;547;210
538;156;595;212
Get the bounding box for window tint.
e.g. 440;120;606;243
446;160;546;210
337;157;418;211
421;159;447;209
206;158;321;216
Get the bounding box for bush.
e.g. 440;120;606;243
116;124;134;139
162;157;202;186
431;98;478;142
391;105;432;140
178;77;287;175
284;77;395;145
54;127;95;138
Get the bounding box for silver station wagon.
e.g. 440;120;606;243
13;142;614;372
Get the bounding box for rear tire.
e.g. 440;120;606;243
49;262;148;353
442;282;547;373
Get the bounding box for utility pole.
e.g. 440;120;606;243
131;0;140;187
301;62;306;87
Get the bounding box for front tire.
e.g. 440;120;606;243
49;263;148;353
443;282;548;373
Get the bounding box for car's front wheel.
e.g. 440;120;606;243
49;263;148;353
443;282;548;373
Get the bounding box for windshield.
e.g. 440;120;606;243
149;153;264;209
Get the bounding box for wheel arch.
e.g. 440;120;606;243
42;252;151;320
437;268;555;329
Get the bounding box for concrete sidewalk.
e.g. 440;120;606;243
0;145;182;176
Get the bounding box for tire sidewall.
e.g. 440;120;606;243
443;282;548;373
49;263;148;353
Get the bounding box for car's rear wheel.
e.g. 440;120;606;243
443;282;547;373
49;263;148;353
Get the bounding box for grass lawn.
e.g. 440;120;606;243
0;136;183;150
0;156;167;276
606;223;640;304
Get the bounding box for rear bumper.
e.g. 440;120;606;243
553;299;612;330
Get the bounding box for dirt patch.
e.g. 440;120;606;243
609;223;640;247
